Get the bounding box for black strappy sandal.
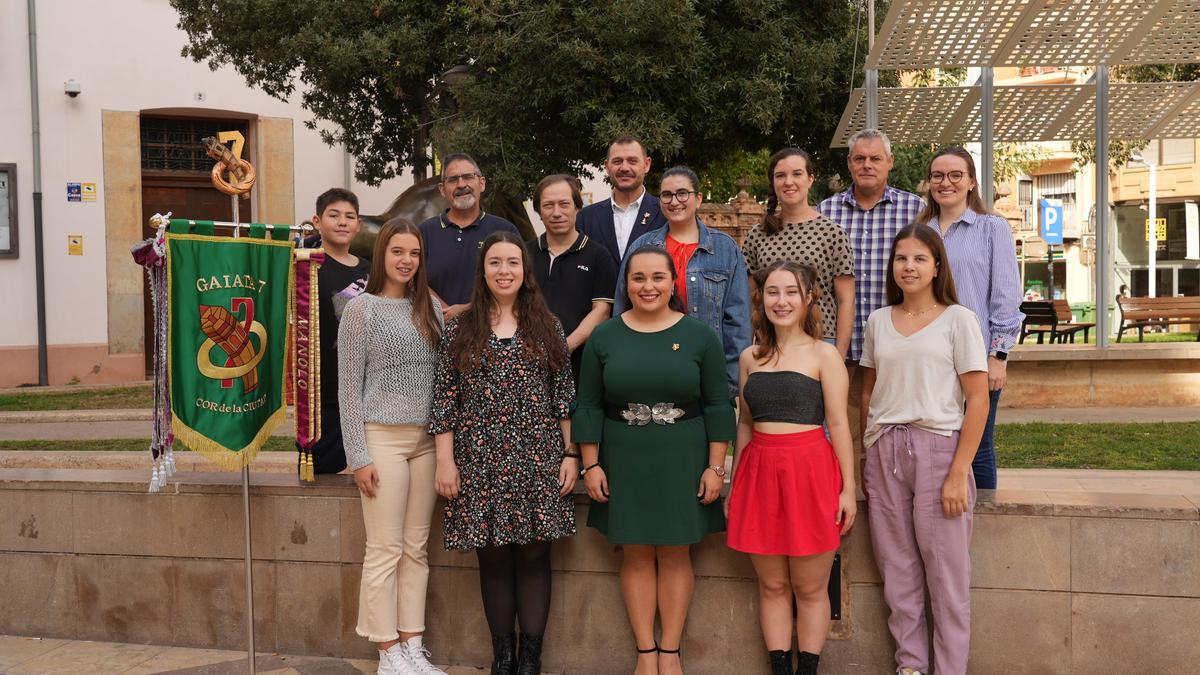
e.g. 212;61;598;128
637;644;659;655
658;646;681;656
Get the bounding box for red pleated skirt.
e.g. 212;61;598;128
726;428;843;557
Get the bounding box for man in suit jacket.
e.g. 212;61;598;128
576;135;668;266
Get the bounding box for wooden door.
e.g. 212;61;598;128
140;177;236;374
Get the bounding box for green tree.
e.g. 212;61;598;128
170;0;868;196
887;143;936;194
700;148;770;202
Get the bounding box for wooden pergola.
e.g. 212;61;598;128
837;0;1200;347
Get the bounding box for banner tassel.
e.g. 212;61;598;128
134;213;174;492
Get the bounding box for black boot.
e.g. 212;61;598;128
795;650;820;675
490;632;516;675
768;649;793;675
516;632;544;675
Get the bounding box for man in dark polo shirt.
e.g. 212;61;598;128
418;152;519;319
576;135;667;266
526;174;616;382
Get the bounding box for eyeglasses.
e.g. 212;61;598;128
929;171;966;184
442;171;481;185
660;189;697;204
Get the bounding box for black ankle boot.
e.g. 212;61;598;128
516;632;544;675
795;650;820;675
768;649;793;675
490;632;516;675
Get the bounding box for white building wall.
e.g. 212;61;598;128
0;0;412;350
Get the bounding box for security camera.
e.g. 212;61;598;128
64;79;81;98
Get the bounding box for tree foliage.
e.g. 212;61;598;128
170;0;869;196
700;148;770;203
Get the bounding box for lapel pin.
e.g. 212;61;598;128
672;343;680;351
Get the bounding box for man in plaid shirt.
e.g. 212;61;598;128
819;129;924;463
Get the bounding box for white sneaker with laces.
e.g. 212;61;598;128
402;639;448;675
378;643;416;675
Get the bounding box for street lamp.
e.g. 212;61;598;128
1130;148;1158;297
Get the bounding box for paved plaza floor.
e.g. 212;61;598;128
0;635;507;675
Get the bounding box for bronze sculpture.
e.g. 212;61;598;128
350;177;536;258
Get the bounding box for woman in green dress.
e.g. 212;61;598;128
573;245;736;675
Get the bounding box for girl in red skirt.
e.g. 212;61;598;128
726;260;857;675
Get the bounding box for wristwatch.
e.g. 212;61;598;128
705;464;727;478
990;350;1009;361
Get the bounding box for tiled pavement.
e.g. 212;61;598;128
0;635;510;675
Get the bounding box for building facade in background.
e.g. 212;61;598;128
988;66;1199;321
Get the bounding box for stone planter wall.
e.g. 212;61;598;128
1;469;1197;674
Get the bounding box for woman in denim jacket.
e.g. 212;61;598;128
614;166;752;398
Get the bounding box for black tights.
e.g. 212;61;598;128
476;541;552;636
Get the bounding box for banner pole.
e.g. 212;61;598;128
242;464;255;674
230;194;257;675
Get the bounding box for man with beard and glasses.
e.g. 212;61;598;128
419;153;519;320
577;135;667;267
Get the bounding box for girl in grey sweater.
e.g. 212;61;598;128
338;218;446;675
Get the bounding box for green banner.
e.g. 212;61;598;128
167;223;293;469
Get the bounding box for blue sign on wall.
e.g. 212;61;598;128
1040;198;1064;245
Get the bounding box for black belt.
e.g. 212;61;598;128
604;400;702;426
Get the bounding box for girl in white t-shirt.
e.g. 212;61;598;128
859;223;989;675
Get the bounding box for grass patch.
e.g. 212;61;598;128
3;424;1198;472
995;422;1200;470
0;386;153;411
0;437;296;453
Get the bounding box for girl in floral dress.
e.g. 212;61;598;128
430;230;578;675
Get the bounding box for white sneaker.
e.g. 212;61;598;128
402;640;448;675
896;667;925;675
400;634;448;672
378;643;416;675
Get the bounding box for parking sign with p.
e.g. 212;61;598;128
1040;198;1064;245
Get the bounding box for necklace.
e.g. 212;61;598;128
902;302;939;319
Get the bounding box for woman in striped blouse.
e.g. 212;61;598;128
917;147;1024;490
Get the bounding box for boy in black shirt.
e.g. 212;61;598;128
303;188;370;474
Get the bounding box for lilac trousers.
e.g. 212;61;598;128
865;425;975;675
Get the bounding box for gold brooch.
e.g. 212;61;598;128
672;343;680;351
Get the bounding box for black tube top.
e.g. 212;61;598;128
743;371;825;425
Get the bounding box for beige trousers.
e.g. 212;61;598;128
356;423;437;641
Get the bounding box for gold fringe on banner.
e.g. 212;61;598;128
170;406;288;471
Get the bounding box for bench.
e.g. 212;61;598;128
1116;295;1200;342
1019;300;1095;344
